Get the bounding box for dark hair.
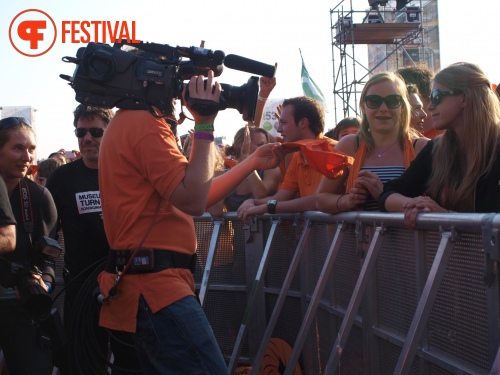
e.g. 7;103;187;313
281;96;325;136
396;64;435;99
73;104;114;127
48;151;68;161
324;129;335;139
406;84;420;96
37;158;64;178
0;120;33;149
331;116;361;140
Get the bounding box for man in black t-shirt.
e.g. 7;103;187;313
46;105;141;374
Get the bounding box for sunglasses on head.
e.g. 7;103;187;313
429;89;463;106
363;94;403;109
0;117;32;129
74;127;104;138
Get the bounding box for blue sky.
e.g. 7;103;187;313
1;0;499;160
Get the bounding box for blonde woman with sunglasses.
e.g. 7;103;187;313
316;71;428;213
380;62;500;227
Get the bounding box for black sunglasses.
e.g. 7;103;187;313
363;94;403;109
0;117;32;129
75;127;104;138
429;89;463;106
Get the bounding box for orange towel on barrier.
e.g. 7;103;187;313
281;139;354;179
346;136;415;192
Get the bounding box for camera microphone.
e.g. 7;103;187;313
224;54;276;78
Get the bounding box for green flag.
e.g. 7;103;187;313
301;52;329;112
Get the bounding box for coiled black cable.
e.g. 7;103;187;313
51;258;141;374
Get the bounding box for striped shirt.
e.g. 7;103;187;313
360;166;406;211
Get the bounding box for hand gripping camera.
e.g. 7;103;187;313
8;236;62;319
60;40;277;121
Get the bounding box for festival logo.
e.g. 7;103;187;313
10;9;57;57
9;9;139;57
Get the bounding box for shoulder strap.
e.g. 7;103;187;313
18;179;34;247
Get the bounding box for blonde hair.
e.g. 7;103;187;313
213;143;225;172
427;62;500;211
358;72;416;151
225;126;269;161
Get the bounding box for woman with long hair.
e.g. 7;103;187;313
223;125;281;212
380;62;500;227
0;117;58;374
316;71;428;213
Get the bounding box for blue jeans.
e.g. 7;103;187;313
134;295;229;375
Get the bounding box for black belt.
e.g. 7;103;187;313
105;249;196;274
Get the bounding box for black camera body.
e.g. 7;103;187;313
10;261;49;319
6;236;62;319
60;40;276;121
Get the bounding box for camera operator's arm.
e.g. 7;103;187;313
169;71;222;216
206;142;287;207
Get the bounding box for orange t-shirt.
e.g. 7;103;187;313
280;135;337;197
98;109;197;333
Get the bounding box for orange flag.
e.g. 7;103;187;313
281;139;354;179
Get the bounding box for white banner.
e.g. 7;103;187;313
258;98;284;138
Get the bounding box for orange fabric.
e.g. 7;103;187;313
346;136;415;193
97;109;196;333
280;137;340;197
281;139;352;179
224;157;237;168
423;128;444;139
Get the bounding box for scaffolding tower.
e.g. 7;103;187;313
330;0;437;124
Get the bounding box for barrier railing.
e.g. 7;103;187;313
193;211;500;375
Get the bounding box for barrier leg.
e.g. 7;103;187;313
228;218;281;374
393;230;457;375
250;219;312;375
198;218;223;307
324;225;385;375
283;222;347;375
491;345;500;375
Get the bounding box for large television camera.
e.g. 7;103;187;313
60;40;277;121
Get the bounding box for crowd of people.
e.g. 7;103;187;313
0;59;498;374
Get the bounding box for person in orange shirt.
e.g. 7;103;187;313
97;67;287;374
237;96;336;224
98;70;230;374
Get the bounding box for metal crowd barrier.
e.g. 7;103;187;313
193;211;500;375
